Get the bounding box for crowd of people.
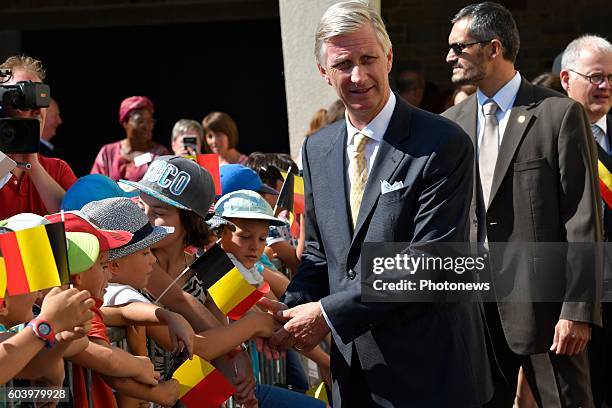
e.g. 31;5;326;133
1;1;611;407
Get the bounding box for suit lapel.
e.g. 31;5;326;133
488;78;535;206
323;124;353;244
454;96;478;144
352;99;410;240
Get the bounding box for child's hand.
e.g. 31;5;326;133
133;356;160;386
150;379;180;407
248;311;281;338
164;311;195;359
38;287;95;332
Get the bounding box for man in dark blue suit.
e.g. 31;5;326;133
264;2;493;406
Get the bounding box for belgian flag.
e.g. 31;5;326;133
172;355;235;408
598;144;612;209
193;244;269;319
0;223;70;296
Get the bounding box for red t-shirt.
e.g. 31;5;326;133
72;299;117;408
0;155;77;219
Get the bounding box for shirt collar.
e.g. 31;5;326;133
346;91;396;145
476;71;522;114
594;115;608;135
40;139;54;150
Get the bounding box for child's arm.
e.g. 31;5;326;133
67;338;159;385
146;310;278;361
0;287;94;385
0;331;47;384
301;346;331;386
101;303;195;357
268;241;300;274
14;336;89;385
146;263;227;332
262;266;290;299
103;377;180;407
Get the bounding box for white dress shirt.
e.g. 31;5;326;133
345;92;396;193
475;71;522;156
593;115;609;153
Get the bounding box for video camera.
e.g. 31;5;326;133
0;69;50;153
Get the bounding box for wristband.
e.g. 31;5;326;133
26;318;56;348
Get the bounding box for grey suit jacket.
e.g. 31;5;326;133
283;95;493;407
443;79;603;355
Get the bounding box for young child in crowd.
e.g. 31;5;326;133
214;190;332;389
0;212;164;407
81;197;278;363
120;155;326;406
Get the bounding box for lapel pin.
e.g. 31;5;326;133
518;115;526;123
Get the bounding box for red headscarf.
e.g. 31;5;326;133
118;96;154;124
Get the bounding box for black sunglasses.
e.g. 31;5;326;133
449;39;493;56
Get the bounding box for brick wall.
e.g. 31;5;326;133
382;0;612;92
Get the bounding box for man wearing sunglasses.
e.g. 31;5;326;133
561;35;612;408
443;2;602;407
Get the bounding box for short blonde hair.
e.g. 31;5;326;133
0;55;46;81
314;1;391;66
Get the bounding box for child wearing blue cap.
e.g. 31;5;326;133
214;190;332;393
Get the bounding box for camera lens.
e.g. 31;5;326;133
0;124;16;144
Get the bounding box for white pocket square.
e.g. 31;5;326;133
380;180;405;194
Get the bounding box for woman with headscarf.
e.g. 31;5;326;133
91;96;169;181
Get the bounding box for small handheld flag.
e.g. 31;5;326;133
0;222;69;296
196;154;221;195
275;168;294;215
193;244;270;319
172;355;235;408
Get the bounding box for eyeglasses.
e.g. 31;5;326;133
449;39;493;56
568;69;612;86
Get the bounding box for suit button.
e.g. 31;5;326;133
347;269;356;280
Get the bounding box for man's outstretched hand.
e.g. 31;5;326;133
257;298;330;356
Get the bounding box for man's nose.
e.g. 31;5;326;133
446;49;456;64
351;64;367;84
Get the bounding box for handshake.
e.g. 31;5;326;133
254;298;331;359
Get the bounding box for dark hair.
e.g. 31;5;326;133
179;209;212;248
452;2;520;63
531;72;563;93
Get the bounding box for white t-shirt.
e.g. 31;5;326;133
103;283;151;306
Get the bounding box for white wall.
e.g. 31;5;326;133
278;0;380;160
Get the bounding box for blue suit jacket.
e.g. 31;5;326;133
283;95;493;407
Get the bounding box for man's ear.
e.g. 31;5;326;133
318;63;332;86
387;47;393;74
560;70;571;92
490;39;502;59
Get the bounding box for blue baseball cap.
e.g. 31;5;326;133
215;189;285;226
220;164;279;196
62;174;137;211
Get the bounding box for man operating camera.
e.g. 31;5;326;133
0;55;76;218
